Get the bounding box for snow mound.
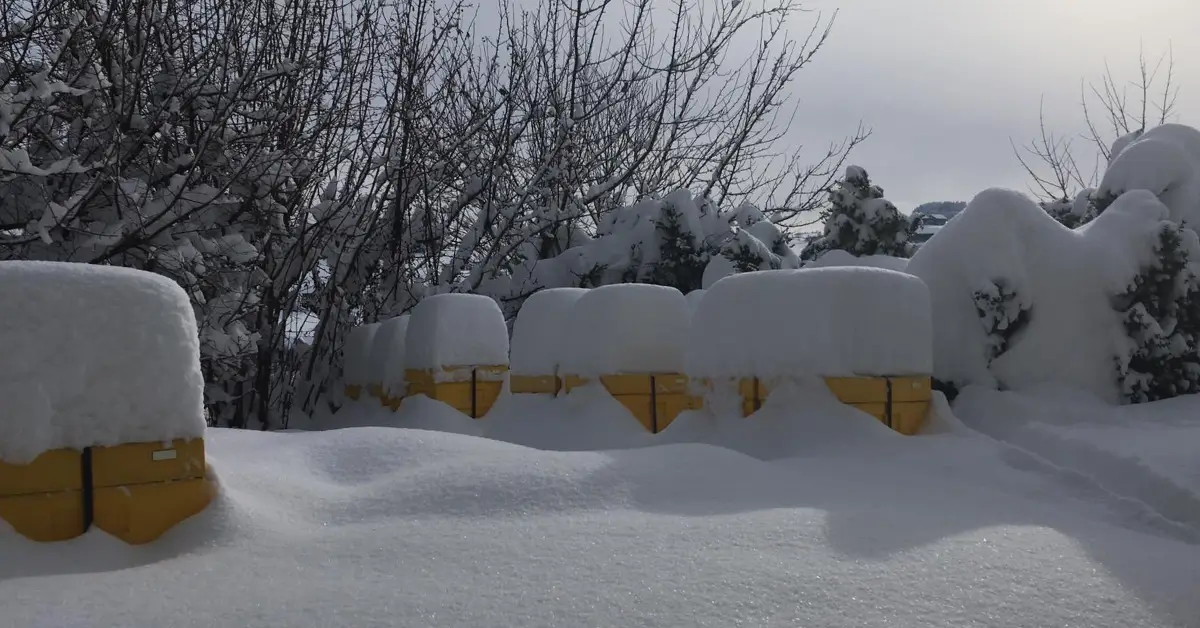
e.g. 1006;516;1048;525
377;315;411;398
805;248;910;272
405;294;509;372
486;385;654;451
559;284;689;377
686;268;933;379
907;187;1173;401
661;378;899;459
342;323;379;387
7;412;1199;627
0;261;205;463
1098;123;1200;226
510;288;588;376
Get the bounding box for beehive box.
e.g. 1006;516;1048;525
343;323;380;402
367;315;411;411
0;449;86;542
404;294;510;418
92;439;212;545
406;366;508;418
0;262;214;544
563;374;701;433
0;439;213;545
723;375;931;434
509;288;588;397
509;375;562;395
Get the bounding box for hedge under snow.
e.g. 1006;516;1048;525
686;267;933;379
509;288;588;376
907;187;1185;403
0;262;206;463
558;284;690;377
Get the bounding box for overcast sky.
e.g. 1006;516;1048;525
786;0;1200;211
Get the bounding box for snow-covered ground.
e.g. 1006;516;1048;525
5;384;1200;627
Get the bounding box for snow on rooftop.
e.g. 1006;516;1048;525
686;267;933;380
0;261;206;462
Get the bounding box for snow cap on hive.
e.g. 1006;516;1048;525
404;294;509;373
510;288;589;376
0;262;206;463
686;267;933;380
559;284;690;378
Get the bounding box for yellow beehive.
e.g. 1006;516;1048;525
0;448;86;542
562;373;701;433
0;439;213;544
509;374;561;395
91;438;213;545
382;390;406;411
366;382;384;400
724;375;931;434
888;376;932;435
344;384;363;401
406;366;507;418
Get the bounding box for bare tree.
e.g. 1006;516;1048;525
1015;45;1180;203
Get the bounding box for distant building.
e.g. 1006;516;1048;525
909;201;966;248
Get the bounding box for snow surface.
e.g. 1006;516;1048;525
342;323;379;387
804;248;910;272
687;268;933;379
684;288;706;312
559;284;690;377
9;385;1200;627
0;261;205;463
906;188;1173;402
955;386;1200;543
1099;124;1200;227
404;294;509;371
509;288;588;376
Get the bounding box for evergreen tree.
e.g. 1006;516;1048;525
800;166;914;261
1114;223;1200;403
972;278;1032;367
647;206;709;292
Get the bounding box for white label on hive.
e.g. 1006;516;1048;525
152;449;178;461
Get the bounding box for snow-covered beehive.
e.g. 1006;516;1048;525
403;294;509;418
686;267;934;434
509;288;588;395
558;284;697;433
0;262;213;544
365;316;410;410
342;323;380;401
